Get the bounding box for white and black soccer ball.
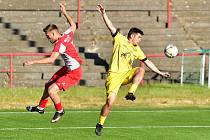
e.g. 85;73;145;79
164;44;178;58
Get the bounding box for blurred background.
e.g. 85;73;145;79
0;0;210;88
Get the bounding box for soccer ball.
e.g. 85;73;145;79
164;44;178;58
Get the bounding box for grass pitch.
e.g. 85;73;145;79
1;109;210;140
1;84;210;139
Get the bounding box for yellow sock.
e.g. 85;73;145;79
99;115;106;125
128;84;138;93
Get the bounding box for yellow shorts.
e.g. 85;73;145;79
105;67;138;97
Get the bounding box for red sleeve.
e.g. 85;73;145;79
53;43;60;53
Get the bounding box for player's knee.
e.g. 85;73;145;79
135;67;145;77
48;84;60;98
138;67;145;75
48;88;53;96
48;85;57;96
134;67;145;84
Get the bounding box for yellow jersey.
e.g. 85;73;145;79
108;32;146;73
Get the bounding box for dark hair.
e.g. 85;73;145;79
43;24;58;33
127;27;144;39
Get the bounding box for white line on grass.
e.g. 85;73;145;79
1;126;210;131
1;110;210;114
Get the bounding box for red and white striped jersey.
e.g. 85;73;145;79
53;29;82;70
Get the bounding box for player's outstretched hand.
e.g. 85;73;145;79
161;72;170;78
97;4;105;15
60;2;67;15
23;61;33;67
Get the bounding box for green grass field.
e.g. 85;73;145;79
1;109;210;140
1;84;210;139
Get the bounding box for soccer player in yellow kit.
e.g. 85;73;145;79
95;4;170;136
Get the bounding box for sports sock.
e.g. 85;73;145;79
128;83;138;94
38;99;48;109
54;102;63;112
99;115;106;125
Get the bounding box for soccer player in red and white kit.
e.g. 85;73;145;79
23;3;82;123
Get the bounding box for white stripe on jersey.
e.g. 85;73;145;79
62;53;80;70
58;43;80;70
59;43;66;53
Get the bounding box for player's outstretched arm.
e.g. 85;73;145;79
60;3;76;33
143;59;170;77
97;4;116;35
23;52;59;66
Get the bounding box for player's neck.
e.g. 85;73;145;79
55;34;62;42
128;39;137;47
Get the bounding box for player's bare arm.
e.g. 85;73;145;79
60;3;76;33
23;52;59;66
143;59;170;77
97;4;116;35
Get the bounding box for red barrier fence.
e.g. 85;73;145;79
0;52;201;88
0;53;51;88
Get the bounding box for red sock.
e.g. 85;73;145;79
54;102;63;112
38;99;48;109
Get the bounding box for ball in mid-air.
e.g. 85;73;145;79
164;44;178;58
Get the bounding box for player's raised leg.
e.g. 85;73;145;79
125;67;145;101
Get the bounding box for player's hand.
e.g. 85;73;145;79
160;72;170;78
23;61;34;67
97;4;105;15
60;2;67;15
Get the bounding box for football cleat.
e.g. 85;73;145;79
125;92;136;101
26;106;44;114
51;110;65;123
95;123;103;136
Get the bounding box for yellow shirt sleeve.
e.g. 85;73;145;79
136;47;147;60
113;32;127;47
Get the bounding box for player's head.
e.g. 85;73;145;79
43;24;60;44
127;27;144;46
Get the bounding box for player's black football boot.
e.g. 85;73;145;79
51;110;65;123
125;92;136;101
26;106;44;114
95;123;103;136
